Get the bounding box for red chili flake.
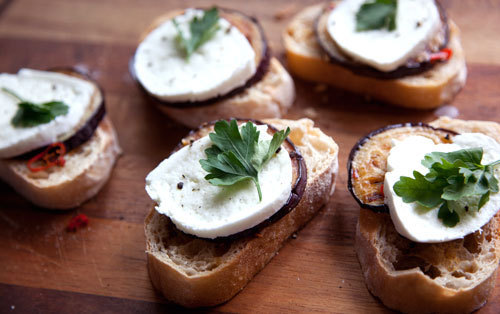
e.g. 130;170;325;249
380;183;385;197
27;142;66;172
352;169;359;180
429;48;452;63
66;214;89;232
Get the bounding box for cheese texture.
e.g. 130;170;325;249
0;69;96;158
134;9;256;103
384;134;500;243
145;125;292;239
327;0;441;71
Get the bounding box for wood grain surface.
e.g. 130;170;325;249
0;0;499;313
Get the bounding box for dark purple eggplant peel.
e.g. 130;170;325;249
129;7;271;109
16;68;106;160
347;123;457;213
315;0;450;80
162;118;307;242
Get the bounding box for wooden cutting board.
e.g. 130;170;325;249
0;0;499;312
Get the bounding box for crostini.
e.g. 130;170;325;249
347;117;500;313
283;0;467;109
0;68;121;209
144;118;338;307
131;7;295;127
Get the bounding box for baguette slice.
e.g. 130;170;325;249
144;118;338;307
0;117;121;209
135;9;295;128
283;3;467;109
355;117;500;313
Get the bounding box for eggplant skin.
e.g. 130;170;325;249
168;118;307;242
315;1;450;80
129;7;271;109
347;123;457;213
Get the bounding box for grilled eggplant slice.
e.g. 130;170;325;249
347;123;456;212
315;1;449;79
17;68;106;159
130;7;270;109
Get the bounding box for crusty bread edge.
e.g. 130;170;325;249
145;118;338;307
0;117;122;209
283;3;467;109
355;117;500;313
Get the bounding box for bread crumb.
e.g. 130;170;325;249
274;4;297;20
303;107;318;119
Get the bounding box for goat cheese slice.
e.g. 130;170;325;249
134;8;256;103
384;134;500;243
327;0;441;71
145;125;292;239
0;69;96;158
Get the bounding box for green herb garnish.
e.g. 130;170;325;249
200;119;290;201
173;7;220;60
2;87;69;128
394;148;500;227
356;0;397;32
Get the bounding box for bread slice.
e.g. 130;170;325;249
283;3;467;109
144;118;338;307
0;117;122;209
157;58;295;128
355;117;500;313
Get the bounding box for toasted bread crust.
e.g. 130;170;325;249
0;117;121;209
283;3;467;109
355;118;500;313
145;118;338;307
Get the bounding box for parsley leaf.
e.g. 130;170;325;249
173;7;220;60
437;202;459;227
356;0;397;32
394;148;500;227
200;119;291;201
394;171;447;208
2;87;69;128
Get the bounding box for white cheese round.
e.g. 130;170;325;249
145;125;292;239
384;134;500;243
327;0;441;71
0;69;96;158
134;9;256;103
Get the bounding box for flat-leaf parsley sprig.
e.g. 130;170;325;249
356;0;398;32
173;7;220;60
200;119;290;201
394;148;500;227
2;87;69;128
